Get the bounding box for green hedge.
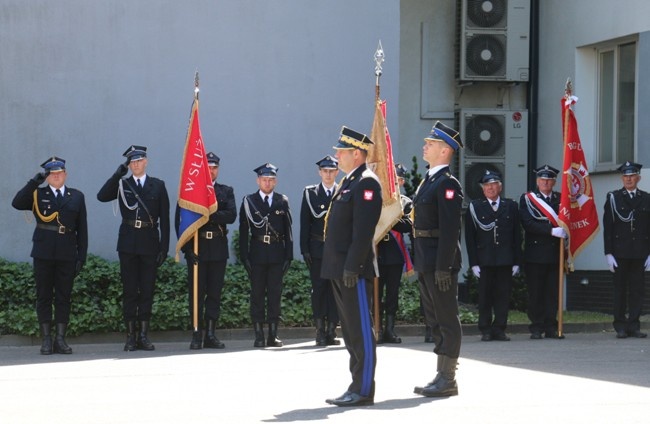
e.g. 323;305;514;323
0;253;490;337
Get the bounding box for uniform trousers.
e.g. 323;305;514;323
612;258;645;333
378;264;402;316
33;258;75;324
417;270;462;358
525;262;559;334
119;252;157;321
331;277;376;398
186;259;227;327
250;263;283;323
477;265;512;335
308;257;338;322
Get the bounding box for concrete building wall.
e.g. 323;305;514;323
0;0;400;261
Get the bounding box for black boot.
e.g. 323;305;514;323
53;323;72;354
190;330;203;350
383;315;402;344
124;321;137;351
424;325;434;343
315;318;327;346
326;321;341;345
204;320;225;349
40;322;53;355
267;322;283;347
414;355;443;394
416;355;458;397
137;321;155;351
253;322;265;348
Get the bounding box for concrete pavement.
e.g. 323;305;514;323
1;330;648;424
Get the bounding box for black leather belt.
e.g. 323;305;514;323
199;229;227;239
36;223;75;234
310;234;325;242
253;234;284;244
122;219;155;229
413;229;439;238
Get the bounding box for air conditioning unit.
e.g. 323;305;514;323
458;108;528;203
459;0;530;82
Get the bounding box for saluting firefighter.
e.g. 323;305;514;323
323;126;382;407
175;152;237;349
465;170;522;342
239;163;293;348
376;163;414;344
518;165;567;340
603;161;649;339
300;155;341;346
97;145;170;351
12;157;88;355
412;121;464;399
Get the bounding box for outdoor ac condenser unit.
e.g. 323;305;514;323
457;108;528;203
459;0;530;82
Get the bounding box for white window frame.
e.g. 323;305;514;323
594;37;637;170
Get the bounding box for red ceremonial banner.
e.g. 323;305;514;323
558;95;600;267
175;97;218;256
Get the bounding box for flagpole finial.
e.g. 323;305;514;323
564;77;572;98
374;40;384;100
194;71;200;99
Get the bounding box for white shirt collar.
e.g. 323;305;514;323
49;185;66;195
134;174;147;186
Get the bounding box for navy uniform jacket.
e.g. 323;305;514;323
175;182;237;261
465;197;522;267
412;166;463;273
239;192;293;264
518;190;561;264
377;195;413;266
603;188;650;259
321;164;382;280
12;180;88;262
97;174;170;256
300;183;336;260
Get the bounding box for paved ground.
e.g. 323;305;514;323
1;328;648;424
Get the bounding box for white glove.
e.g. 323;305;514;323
605;254;618;273
645;256;650;270
512;265;520;276
471;265;481;278
551;227;567;238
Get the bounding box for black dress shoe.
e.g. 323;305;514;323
616;331;628;339
480;334;492;341
628;330;647;338
492;333;510;341
530;332;542;340
545;331;565;339
325;391;374;407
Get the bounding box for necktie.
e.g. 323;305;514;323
326;189;331;198
264;195;270;208
491;201;497;211
137;178;143;189
630;191;635;199
55;189;62;205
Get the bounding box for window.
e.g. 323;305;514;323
596;40;636;167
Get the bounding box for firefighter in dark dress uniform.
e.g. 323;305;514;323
12;157;88;355
97;145;170;351
603;161;649;338
239;163;293;348
323;126;382;407
376;163;413;344
300;155;341;346
465;170;522;342
175;152;237;349
412;121;464;399
518;165;566;340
